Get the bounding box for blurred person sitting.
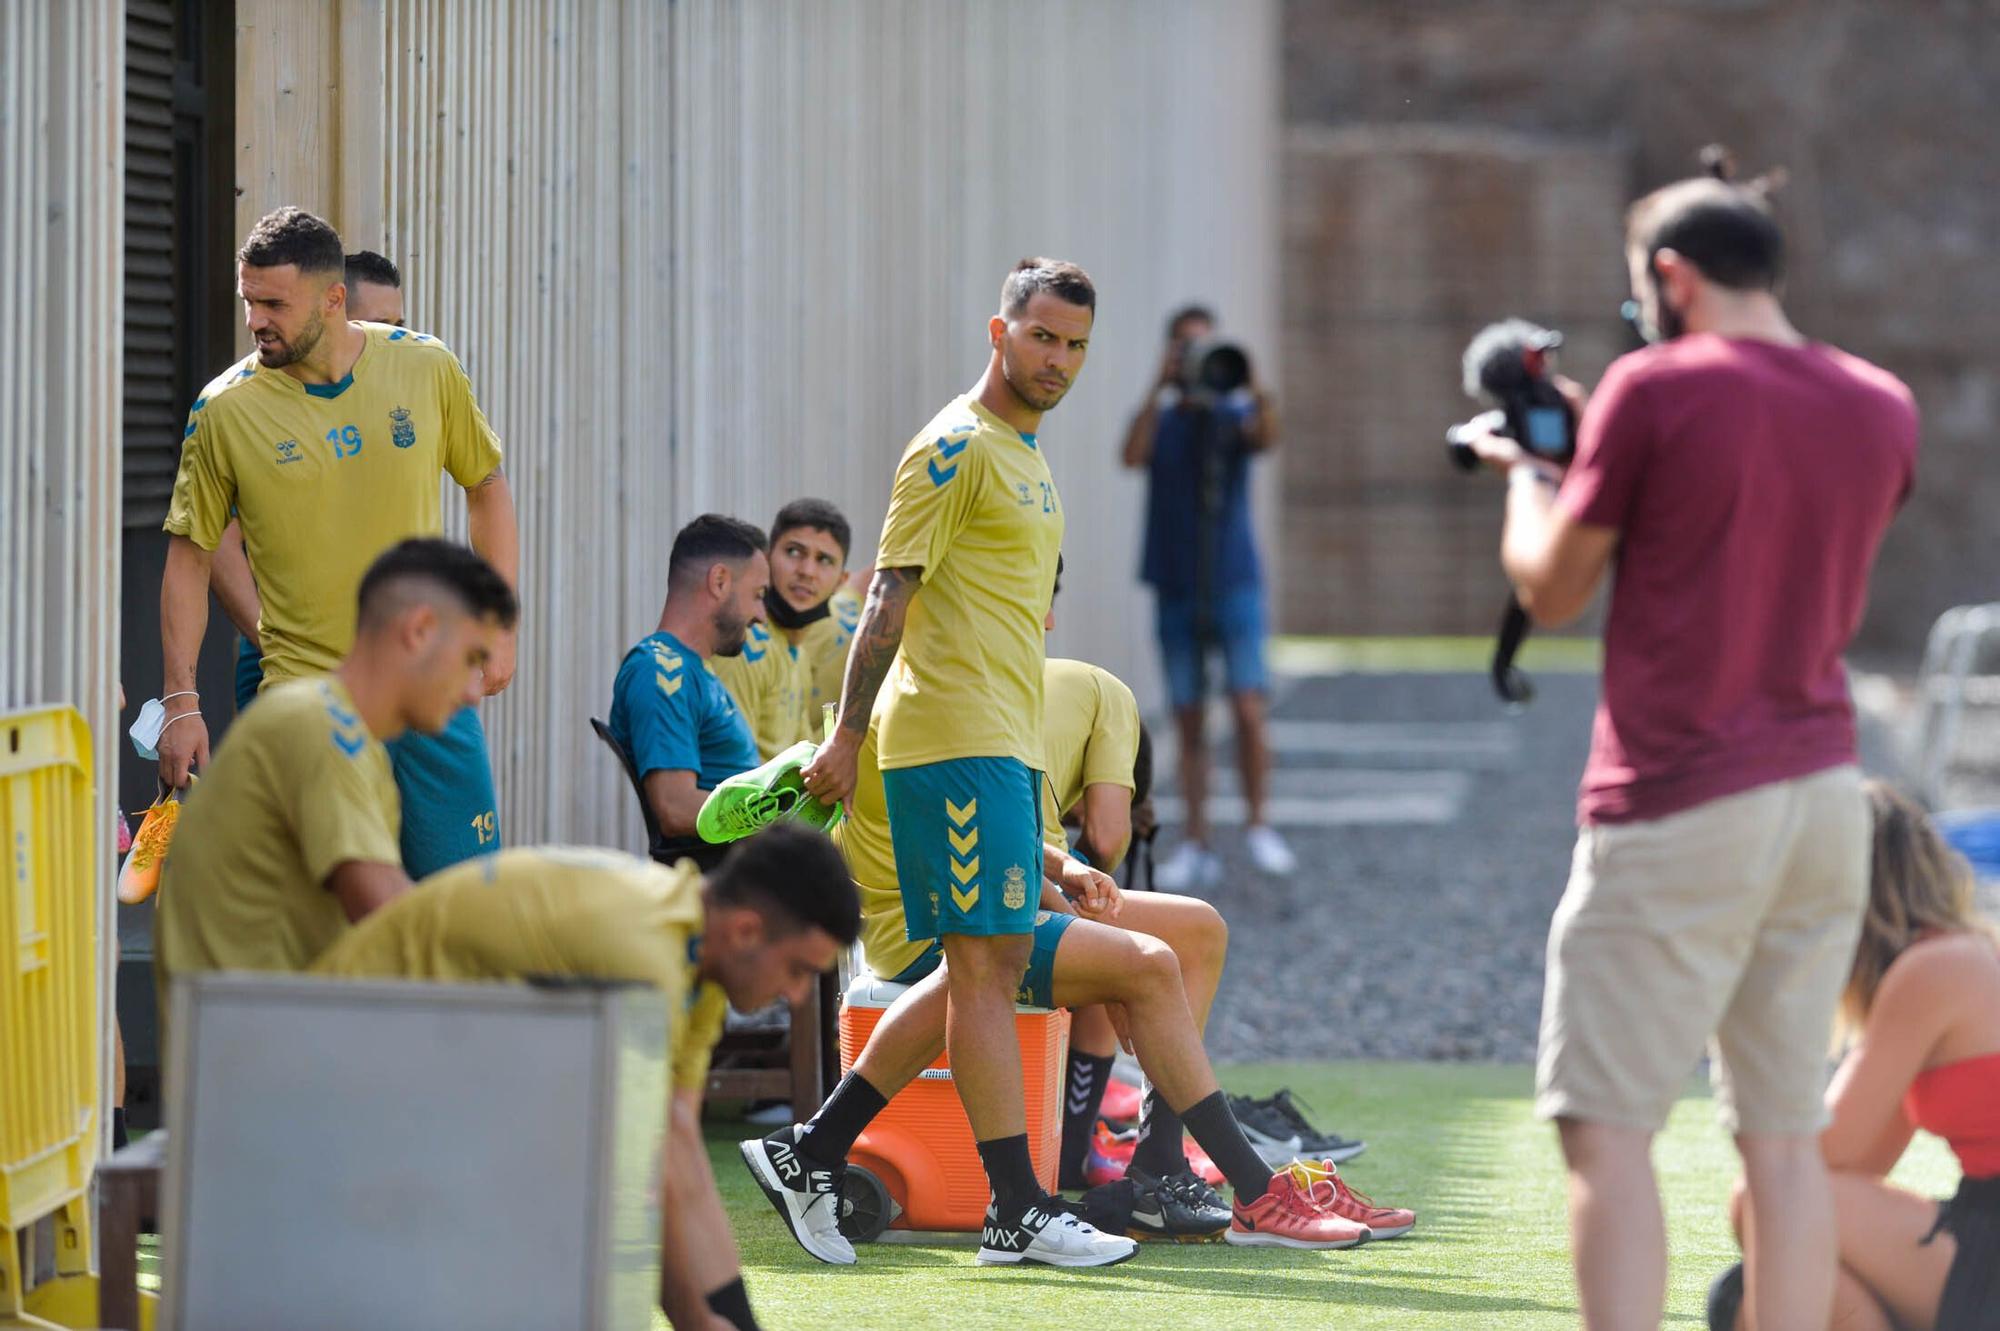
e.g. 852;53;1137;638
154;539;516;1007
607;515;768;861
1708;782;2000;1331
314;824;860;1331
1120;304;1291;887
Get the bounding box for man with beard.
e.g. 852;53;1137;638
608;514;769;854
157;208;518;876
713;498;856;758
799;259;1135;1269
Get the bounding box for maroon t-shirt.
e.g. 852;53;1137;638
1557;334;1917;824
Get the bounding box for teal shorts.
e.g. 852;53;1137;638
384;705;502;879
883;755;1044;942
884;909;1077;1009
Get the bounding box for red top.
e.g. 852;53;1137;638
1906;1051;2000;1179
1558;335;1917;824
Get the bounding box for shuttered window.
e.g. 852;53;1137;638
122;0;179;529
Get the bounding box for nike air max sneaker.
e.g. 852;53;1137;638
1226;1163;1372;1250
977;1199;1137;1268
1126;1167;1230;1242
738;1126;855;1265
1228;1088;1366;1167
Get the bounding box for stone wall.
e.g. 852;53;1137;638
1279;0;2000;655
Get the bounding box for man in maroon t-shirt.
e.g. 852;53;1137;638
1466;158;1916;1331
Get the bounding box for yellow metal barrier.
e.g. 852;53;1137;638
0;708;97;1326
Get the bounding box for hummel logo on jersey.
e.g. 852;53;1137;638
274;438;302;465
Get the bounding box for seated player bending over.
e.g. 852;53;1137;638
312;824;860;1331
155;539;517;1005
742;650;1414;1259
608;514;768;857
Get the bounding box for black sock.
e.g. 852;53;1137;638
1180;1089;1274;1200
976;1133;1045;1216
793;1071;888;1170
112;1106;129;1152
1131;1084;1191;1178
1058;1051;1115;1189
704;1276;760;1331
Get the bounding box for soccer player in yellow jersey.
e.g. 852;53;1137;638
155;540;517;1007
751;639;1408;1255
714;499;859;758
797;258;1133;1267
311;825;859;1331
157;208;519;880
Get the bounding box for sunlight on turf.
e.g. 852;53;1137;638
711;1060;1960;1331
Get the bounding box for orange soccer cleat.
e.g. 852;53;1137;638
117;787;185;904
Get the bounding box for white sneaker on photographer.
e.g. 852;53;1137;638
1246;825;1296;876
1154;841;1222;892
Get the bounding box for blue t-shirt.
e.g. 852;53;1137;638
1138;388;1264;599
608;631;760;789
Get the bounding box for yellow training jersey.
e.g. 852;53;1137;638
311;845;726;1092
797;584;863;732
156;676;402;998
874;397;1063;771
711;621;811;760
1040;659;1140;846
163;324;504;686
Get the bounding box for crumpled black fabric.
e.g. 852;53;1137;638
1924;1173;2000;1331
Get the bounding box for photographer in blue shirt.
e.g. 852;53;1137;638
1121;305;1293;888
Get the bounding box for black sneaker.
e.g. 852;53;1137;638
1232;1088;1366;1166
738;1126;855;1265
1706;1262;1744;1331
1126;1167;1230;1242
976;1197;1137;1267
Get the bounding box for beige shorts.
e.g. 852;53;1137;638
1535;765;1867;1135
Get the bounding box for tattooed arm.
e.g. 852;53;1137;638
799;565;920;805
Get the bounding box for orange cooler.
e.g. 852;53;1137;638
839;972;1070;1233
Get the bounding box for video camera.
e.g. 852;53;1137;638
1443;319;1577;708
1181;336;1253;405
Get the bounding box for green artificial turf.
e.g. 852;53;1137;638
703;1060;1959;1331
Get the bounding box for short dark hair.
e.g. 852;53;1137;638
669;514;768;587
1052;553;1065;602
239;206;345;278
345;249;402;289
355;538;518;632
1001;257;1096;319
770;498;852;561
1625;145;1786;292
708;823;861;946
1165;304;1215;339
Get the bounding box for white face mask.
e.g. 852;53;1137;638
128;698;168;761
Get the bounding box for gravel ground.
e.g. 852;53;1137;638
1161;667;1906;1066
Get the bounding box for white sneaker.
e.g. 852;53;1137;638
1246;825;1296;876
1154;841;1222;892
739;1128;856;1265
977;1199;1137;1267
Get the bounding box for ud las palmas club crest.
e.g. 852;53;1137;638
389;405;416;449
1002;864;1029;911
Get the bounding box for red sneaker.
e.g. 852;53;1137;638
1296;1160;1415;1239
1226;1163;1371;1249
1100;1075;1143;1125
1082;1122;1137;1188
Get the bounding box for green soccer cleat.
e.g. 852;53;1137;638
697;741;842;843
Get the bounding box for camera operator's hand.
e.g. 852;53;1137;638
1154;342;1183;390
1461;423;1564;485
1554;374;1589;419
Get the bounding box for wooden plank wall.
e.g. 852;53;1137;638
0;0;127;1137
231;0;1279;848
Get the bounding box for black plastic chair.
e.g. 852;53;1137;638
588;716;727;871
